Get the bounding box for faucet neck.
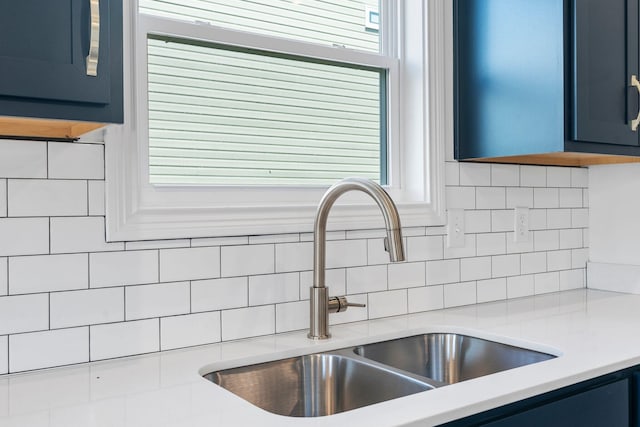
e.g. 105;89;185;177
312;178;404;289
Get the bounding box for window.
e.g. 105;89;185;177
106;0;449;241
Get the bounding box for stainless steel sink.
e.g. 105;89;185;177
203;332;556;417
203;352;433;417
354;333;555;385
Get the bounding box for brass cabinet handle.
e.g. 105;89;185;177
630;75;640;131
86;0;100;76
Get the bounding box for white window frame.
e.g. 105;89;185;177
105;0;450;241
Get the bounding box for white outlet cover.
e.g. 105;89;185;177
514;206;530;243
447;209;465;248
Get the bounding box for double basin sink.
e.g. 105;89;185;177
202;333;555;417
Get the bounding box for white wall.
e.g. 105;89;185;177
0;138;589;374
590;163;640;265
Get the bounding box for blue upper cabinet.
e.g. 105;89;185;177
455;0;640;166
0;0;123;138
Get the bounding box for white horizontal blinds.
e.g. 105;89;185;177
147;37;383;185
139;0;380;52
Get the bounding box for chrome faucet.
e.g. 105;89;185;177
308;177;406;340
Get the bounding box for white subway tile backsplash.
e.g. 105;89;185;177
126;282;190;320
0;140;47;178
491;210;513;233
346;265;387;294
571;168;588;188
9;254;88;294
125;239;189;250
444;234;476;259
534;230;560;251
426;259;460;285
446;187;476;209
445;162;460;186
346;228;386;240
221;244;274;277
571;208;589;228
583;188;589;207
476;233;506;256
8;180;87;216
460;163;491;186
87;181;105;216
368;237;395;265
547;250;572;272
160;247;220;282
533;188;559;208
9;328;88;372
0;138;591;373
0;218;48;256
491;164;520;187
90;319;159;361
476;187;505;209
249;234;298;245
507;275;535;298
0;180;6;217
221;305;275;341
90;250;158;288
0;294;48;335
506;187;533;208
300;269;346;298
249;273;299;305
192;236;248;247
403;227;428;237
191;277;248;312
368;290;407;319
51;217;124;253
444;281;476;308
300;230;345;242
388;262;425;289
0;258;6;296
572;248;589;269
275;300;308;333
521;166;546;187
534;272;560;294
560;269;585;290
0;337;6;374
50;288;124;328
326;239;367;269
546;167;571;187
275;241;312;272
460;256;492;282
477;278;507;303
160;312;221;350
529;209;548;230
559;188;583;208
560;229;583;249
408;285;444;313
492;254;520;278
547;209;571;229
506;232;535;254
426;226;446;236
407;235;443;262
521;252;547;275
465;210;491;233
48;142;104;180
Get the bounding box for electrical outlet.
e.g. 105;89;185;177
447;209;465;248
514;207;530;243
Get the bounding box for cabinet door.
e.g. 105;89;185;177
573;0;639;146
0;0;123;123
481;379;629;427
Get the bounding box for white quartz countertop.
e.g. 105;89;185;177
2;289;640;427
